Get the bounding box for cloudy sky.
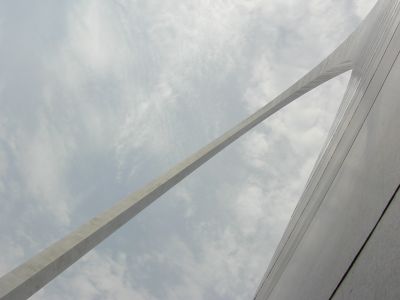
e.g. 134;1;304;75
0;0;376;299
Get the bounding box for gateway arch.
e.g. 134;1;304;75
1;0;400;299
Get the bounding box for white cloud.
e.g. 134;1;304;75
0;238;25;276
241;131;271;169
353;0;378;19
32;251;156;300
17;118;75;225
65;0;133;74
0;147;7;194
232;181;265;235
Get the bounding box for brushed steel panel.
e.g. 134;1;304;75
332;189;400;300
258;15;400;300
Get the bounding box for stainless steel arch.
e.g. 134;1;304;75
1;0;400;299
255;0;400;299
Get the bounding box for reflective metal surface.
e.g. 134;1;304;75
332;187;400;299
255;0;400;299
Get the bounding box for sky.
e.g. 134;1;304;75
0;0;376;299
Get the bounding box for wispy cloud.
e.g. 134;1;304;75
32;251;157;300
0;0;375;299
